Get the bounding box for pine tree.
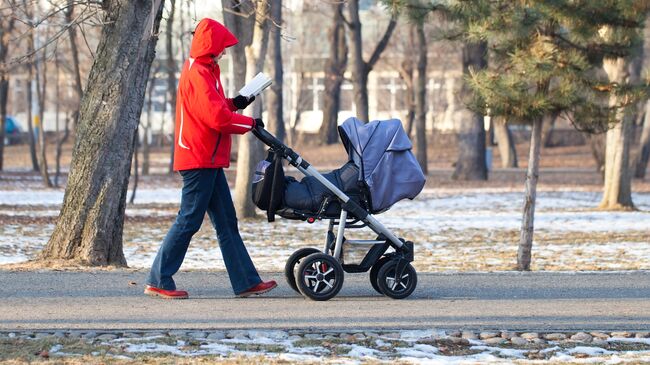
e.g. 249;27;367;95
462;0;649;270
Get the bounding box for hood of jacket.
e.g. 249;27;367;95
190;18;238;60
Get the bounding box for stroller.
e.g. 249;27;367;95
252;117;426;301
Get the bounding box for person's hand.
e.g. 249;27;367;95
254;118;265;129
233;95;255;110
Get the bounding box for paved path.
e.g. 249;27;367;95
1;270;649;331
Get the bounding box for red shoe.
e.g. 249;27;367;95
144;285;189;299
237;280;277;298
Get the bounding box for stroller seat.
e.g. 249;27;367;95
280;161;364;219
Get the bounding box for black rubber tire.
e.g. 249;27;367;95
377;260;417;299
285;248;321;293
369;256;392;294
296;253;344;301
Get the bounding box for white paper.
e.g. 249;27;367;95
239;72;273;98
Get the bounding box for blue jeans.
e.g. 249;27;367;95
147;168;262;294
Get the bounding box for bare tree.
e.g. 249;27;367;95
396;25;415;137
40;0;165;266
141;65;160;176
290;71;307;146
0;0;17;171
65;0;84;129
236;1;270;218
222;0;255;92
493;117;518;168
35;36;52;187
413;20;428;174
55;0;85;185
541;111;558;147
452;41;488;180
345;0;398;122
635;100;650;178
129;128;139;204
586;132;606;174
599;56;638;210
53;53;70;187
266;0;285;142
23;0;39;172
166;0;177;174
319;3;347;145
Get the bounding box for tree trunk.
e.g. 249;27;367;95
413;22;428;175
452;41;487;180
35;45;52;187
634;100;650;178
585;132;606;174
129;129;139;204
319;3;347;145
0;77;7;170
55;111;70;187
166;0;177;174
40;0;165;266
26;65;39;171
233;0;269;219
290;72;307;146
347;0;367;122
517;116;543;271
541;111;558;148
346;0;397;122
0;1;16;171
400;26;416;137
54;58;61;186
55;0;82;184
494;117;518;168
266;0;285;142
397;42;415;138
66;0;84;130
142;68;157;176
221;0;254;91
599;57;635;210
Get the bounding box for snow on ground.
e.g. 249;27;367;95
10;329;645;364
0;188;649;271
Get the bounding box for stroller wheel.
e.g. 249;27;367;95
296;253;344;301
285;247;321;293
369;256;392;294
377;260;417;299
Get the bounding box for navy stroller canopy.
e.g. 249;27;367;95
337;117;426;212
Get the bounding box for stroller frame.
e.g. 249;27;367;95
253;125;416;301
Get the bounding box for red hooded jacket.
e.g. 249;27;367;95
173;18;255;171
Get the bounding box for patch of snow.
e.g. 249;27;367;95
123;342;191;356
278;353;324;362
567;346;615;356
471;345;527;358
346;344;379;357
198;342;232;354
608;337;650;345
400;329;446;341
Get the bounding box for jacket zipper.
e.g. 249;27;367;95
211;133;222;163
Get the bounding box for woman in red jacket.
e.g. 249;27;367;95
145;18;276;299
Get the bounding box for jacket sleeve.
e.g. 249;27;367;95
225;98;238;112
190;67;255;135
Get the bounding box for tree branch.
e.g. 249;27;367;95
366;12;397;71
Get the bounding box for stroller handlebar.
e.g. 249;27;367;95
252;124;308;169
252;124;283;149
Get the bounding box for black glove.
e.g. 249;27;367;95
232;95;255;110
254;118;265;129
